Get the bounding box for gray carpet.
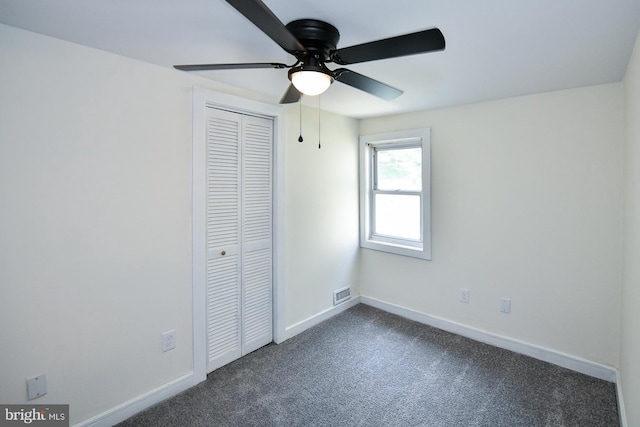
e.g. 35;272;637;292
118;304;619;426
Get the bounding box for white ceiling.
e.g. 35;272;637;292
2;0;640;118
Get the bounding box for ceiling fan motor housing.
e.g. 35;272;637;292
285;19;340;60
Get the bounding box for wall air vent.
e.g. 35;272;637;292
333;286;351;306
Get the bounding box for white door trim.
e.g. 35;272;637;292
191;87;286;384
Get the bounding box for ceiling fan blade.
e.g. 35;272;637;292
330;28;445;65
279;84;301;104
333;69;403;100
174;62;289;71
225;0;306;54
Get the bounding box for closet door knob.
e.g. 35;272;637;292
221;250;226;256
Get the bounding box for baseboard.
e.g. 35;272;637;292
280;296;361;342
616;370;628;427
361;296;617;383
74;372;198;427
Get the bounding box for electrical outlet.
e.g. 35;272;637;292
500;298;511;314
459;288;469;304
161;330;176;352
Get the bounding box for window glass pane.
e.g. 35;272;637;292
376;147;422;191
374;194;421;240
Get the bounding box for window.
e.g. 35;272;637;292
359;128;431;260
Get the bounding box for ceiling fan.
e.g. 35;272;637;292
174;0;446;104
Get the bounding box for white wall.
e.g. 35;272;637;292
283;104;360;327
359;84;624;368
621;29;640;427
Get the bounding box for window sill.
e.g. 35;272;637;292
361;239;431;260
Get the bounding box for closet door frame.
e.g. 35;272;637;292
191;87;286;384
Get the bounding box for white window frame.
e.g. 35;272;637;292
359;128;431;260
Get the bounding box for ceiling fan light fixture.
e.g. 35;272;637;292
290;68;333;96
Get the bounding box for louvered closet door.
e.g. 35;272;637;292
206;109;242;372
241;115;273;355
205;108;273;373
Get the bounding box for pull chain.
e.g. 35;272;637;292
298;97;304;143
318;95;321;149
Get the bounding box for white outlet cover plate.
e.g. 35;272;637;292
500;298;511;314
460;288;469;303
162;330;176;352
27;374;47;400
